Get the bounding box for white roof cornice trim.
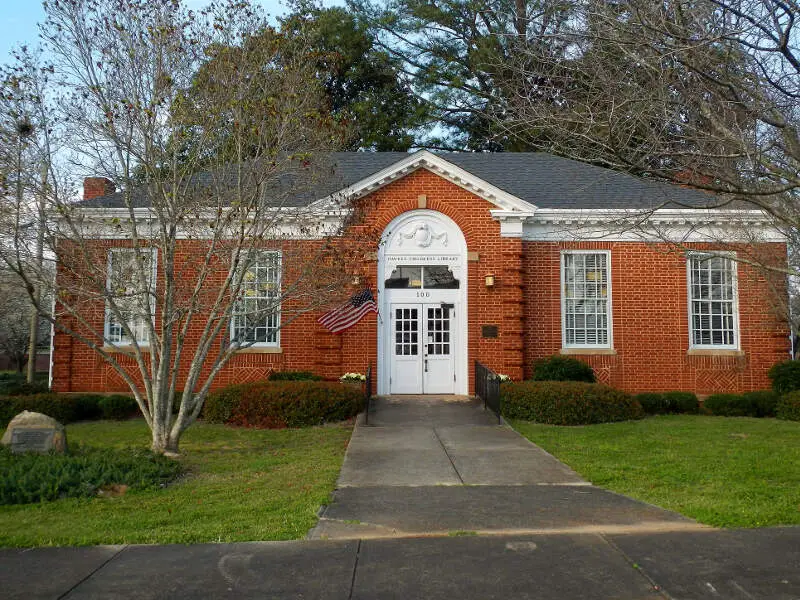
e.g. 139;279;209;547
497;207;786;242
309;150;538;213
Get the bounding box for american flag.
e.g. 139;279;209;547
318;288;378;333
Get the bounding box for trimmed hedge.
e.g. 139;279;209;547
768;360;800;395
0;380;49;396
500;381;643;425
267;371;323;381
744;390;780;418
0;393;138;427
204;381;364;428
634;393;669;415
0;445;182;505
1;394;84;427
777;392;800;421
704;393;753;417
531;356;596;383
98;395;139;420
662;391;700;414
632;391;699;415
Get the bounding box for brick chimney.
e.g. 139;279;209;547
83;177;115;200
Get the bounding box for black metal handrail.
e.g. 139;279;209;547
364;363;373;425
475;361;501;424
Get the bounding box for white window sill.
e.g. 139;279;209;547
560;347;617;356
235;346;283;354
102;344;150;354
687;348;744;357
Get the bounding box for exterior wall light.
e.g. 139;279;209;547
485;273;495;288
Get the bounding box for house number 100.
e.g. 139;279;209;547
416;291;430;298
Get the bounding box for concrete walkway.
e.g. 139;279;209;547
310;395;702;540
4;527;800;599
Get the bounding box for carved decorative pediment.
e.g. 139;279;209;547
396;221;448;249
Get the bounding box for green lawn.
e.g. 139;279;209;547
512;415;800;528
0;419;352;547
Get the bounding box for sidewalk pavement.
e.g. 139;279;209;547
3;528;799;599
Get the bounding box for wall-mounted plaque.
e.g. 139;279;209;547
482;325;499;338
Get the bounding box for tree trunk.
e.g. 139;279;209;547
150;388;183;456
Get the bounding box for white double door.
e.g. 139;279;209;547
390;303;456;394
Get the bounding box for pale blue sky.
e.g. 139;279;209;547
0;0;344;62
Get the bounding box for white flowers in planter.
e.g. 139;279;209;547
340;373;367;382
496;373;511;382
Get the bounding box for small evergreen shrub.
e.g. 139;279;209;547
662;391;699;414
500;381;643;425
0;445;182;505
0;393;141;426
0;394;83;427
776;392;800;421
531;356;596;383
743;390;780;418
267;371;323;381
202;385;240;424
204;381;363;428
98;395;139;420
71;394;104;421
634;392;669;415
704;393;755;417
0;379;49;396
768;360;800;395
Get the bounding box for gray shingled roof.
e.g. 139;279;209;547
81;151;718;210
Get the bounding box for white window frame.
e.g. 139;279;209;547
104;247;158;346
560;249;613;349
686;251;740;350
231;250;282;348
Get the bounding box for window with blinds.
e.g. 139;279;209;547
561;251;612;348
688;254;738;348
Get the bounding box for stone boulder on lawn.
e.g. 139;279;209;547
1;410;67;454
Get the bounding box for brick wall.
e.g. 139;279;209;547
51;168;788;395
522;241;789;393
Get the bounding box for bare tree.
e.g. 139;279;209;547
0;271;42;373
485;0;798;325
0;0;356;454
494;0;799;204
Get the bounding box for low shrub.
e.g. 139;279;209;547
744;390;780;418
768;360;800;395
633;391;699;415
204;381;363;428
98;395;139;420
0;445;182;505
267;371;323;381
500;381;643;425
0;380;49;396
0;394;82;427
704;393;753;417
531;356;596;383
202;385;240;424
634;392;668;415
71;394;104;421
0;393;140;426
777;392;800;421
662;391;699;414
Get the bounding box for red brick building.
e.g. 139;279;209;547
51;151;789;395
